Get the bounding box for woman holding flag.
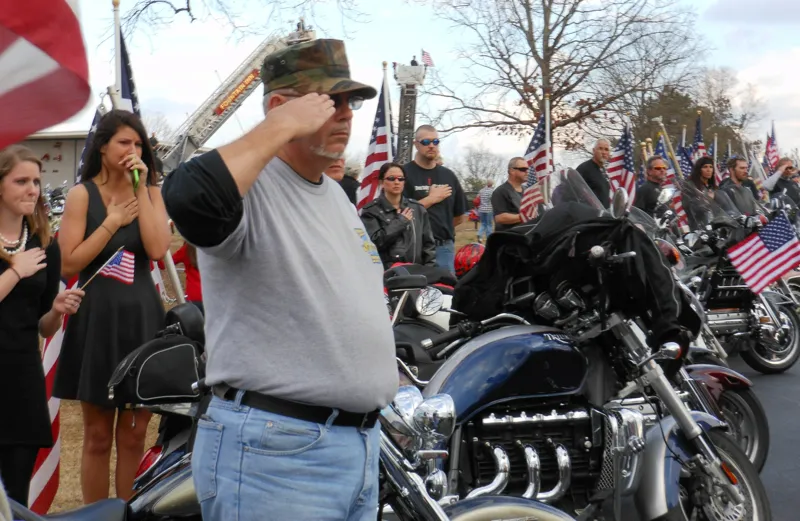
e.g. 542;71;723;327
0;146;84;506
53;110;171;504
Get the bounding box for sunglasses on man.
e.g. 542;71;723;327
511;167;529;172
417;139;440;147
278;92;364;110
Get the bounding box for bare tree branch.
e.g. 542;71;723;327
421;0;702;152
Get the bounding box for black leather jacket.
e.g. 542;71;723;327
361;194;436;268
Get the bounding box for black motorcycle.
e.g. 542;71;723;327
675;182;800;374
403;171;770;520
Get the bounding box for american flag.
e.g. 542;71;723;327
764;133;779;175
607;124;636;203
718;147;730;185
75;106;106;183
100;249;136;284
421;49;434;67
519;114;551;220
728;213;800;294
118;28;140;115
692;115;706;162
0;1;90;150
357;74;394;211
655;135;689;233
678;146;694;179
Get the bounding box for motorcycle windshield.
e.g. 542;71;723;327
544;168;608;216
677;176;741;231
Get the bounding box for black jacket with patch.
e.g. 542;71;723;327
361;195;436;268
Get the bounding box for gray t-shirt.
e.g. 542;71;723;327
199;157;399;413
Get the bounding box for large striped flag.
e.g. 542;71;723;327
728;212;800;294
357;70;394;211
692;115;706;162
519;114;552;220
607;124;636;204
0;0;90;150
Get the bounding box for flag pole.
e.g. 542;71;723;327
382;62;393;163
108;0;123;108
543;90;552;205
713;133;718;169
645;137;653;157
681;125;687;148
653;117;681;172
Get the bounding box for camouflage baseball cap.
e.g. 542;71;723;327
261;39;377;100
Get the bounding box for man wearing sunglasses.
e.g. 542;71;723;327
162;39;398;521
769;158;800;207
402;125;467;273
492;157;529;231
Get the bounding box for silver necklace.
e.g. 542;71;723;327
1;221;28;256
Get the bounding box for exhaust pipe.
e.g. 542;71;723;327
517;442;541;499
538;442;571;503
466;444;510;499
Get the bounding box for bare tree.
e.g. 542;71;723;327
142;112;176;141
693;67;766;144
123;0;364;35
453;145;505;192
423;0;701;152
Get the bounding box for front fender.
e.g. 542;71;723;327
634;412;726;521
686;364;753;401
442;496;577;521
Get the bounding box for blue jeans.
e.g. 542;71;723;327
191;392;381;521
478;212;493;241
435;240;455;274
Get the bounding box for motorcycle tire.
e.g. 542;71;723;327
717;389;770;473
741;304;800;374
442;499;577;521
678;430;771;521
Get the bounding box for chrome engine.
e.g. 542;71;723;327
459;403;645;509
706;310;750;335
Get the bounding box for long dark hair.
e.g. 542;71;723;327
690;156;716;190
80;110;158;185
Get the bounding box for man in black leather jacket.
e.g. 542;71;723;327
361;162;436;268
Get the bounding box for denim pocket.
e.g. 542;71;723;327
192;417;224;501
246;413;327;456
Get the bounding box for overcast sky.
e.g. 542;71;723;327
50;0;800;166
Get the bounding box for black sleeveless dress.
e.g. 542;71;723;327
53;182;164;407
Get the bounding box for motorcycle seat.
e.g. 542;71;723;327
11;498;127;521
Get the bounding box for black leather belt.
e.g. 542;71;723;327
212;384;380;429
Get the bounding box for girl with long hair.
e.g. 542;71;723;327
690;156;717;196
53;110;171;503
0;146;84;506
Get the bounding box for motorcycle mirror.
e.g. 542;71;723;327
415;287;444;316
683;232;700;249
657;187;675;205
610;188;628;219
412;394;456;442
769;198;781;211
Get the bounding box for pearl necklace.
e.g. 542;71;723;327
1;221;28;256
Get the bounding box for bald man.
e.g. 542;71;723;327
576;139;611;208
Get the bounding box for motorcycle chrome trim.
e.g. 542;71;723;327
465;444;510;499
397;357;430;388
424;468;448;499
762;288;797;308
537;442;571;503
440;496;580;521
634;412;727;521
517;442;541;499
482;409;590;425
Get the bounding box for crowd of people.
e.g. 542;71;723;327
2;29;792;521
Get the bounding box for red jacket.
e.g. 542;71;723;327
158;244;203;302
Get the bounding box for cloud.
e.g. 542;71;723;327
703;0;800;24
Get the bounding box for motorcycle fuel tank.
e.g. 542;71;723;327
423;325;587;422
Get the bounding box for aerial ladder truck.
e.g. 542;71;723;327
155;20;315;173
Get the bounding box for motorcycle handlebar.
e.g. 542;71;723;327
420;321;479;351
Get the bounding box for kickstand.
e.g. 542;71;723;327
576;490;613;521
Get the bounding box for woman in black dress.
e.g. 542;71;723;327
0;145;84;506
53;111;171;503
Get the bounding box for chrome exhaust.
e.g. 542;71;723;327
537;442;571;503
517;442;541;500
465;444;510;499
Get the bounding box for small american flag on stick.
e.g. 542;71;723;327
519;114;551;221
607;124;636;203
421;49;434;67
728;213;800;294
100;249;136;285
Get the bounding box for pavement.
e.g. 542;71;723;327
727;356;800;520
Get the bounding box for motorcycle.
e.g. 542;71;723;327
9;303;575;521
404;170;770;520
675;181;800;374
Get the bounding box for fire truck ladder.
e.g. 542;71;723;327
393;64;426;164
156;21;315;173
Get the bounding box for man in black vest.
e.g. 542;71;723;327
576;139;611;208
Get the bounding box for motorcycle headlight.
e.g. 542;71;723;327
413;394;456;444
380;386;424;454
